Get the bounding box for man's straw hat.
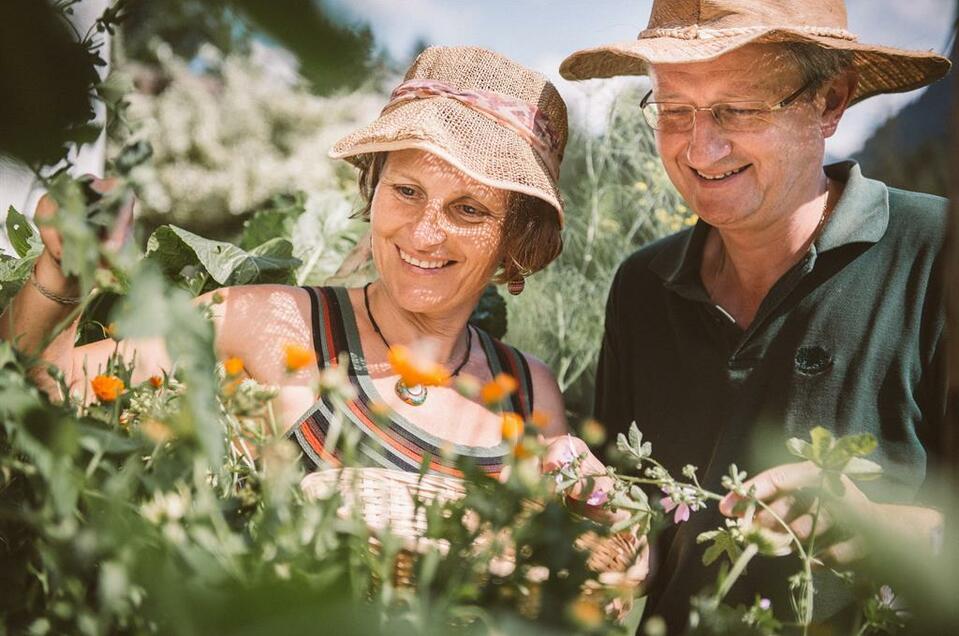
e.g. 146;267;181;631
331;46;568;225
560;0;951;103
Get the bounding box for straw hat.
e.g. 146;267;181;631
559;0;951;104
330;46;568;225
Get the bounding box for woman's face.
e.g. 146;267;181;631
370;149;509;316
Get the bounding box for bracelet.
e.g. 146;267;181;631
29;261;82;305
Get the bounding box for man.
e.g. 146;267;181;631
560;0;951;629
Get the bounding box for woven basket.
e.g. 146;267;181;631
300;467;645;619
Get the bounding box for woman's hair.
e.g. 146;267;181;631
355;152;563;283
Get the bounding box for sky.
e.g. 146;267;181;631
325;0;956;158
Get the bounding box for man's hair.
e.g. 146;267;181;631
779;42;855;92
355;152;563;284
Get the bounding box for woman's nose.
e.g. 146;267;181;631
409;199;447;248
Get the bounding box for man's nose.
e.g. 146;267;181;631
409;199;447;247
684;110;733;168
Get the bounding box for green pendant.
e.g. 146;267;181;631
395;379;427;406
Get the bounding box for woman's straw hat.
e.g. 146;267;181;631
559;0;951;104
331;46;568;225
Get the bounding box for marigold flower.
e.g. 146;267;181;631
224;357;244;376
148;375;163;389
480;373;517;405
91;374;125;402
501;412;524;442
513;440;535;460
141;419;173;444
387;344;450;387
284;343;316;372
568;597;604;629
529;409;550;431
580;418;607;446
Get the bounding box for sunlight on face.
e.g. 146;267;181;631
370;149;508;315
649;44;829;229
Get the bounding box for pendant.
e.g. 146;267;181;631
395;379;427;406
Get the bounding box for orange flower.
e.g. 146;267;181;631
141;419;173;444
284;343;316;372
91;374;125;402
387;344;451;387
148;375;163;389
224;357;244;376
513;440;535;460
568;597;604;629
501;412;524;442
480;373;518;405
529;409;550;431
580;418;607;447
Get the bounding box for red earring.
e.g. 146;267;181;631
507;278;525;295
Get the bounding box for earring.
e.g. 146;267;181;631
507;277;525;295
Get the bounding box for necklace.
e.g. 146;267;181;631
713;187;833;282
362;282;472;406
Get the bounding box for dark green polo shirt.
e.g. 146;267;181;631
595;162;949;629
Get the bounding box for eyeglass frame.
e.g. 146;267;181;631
638;79;815;132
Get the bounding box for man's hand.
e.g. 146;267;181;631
719;461;943;566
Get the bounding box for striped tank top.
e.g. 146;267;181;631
288;287;534;478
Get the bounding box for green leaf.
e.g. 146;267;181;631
5;205;35;258
808;426;834;465
146;225;301;289
786;437;813;460
698;527;742;566
841;456;883;480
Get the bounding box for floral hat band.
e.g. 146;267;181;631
385;79;563;180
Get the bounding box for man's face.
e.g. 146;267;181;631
649;45;833;229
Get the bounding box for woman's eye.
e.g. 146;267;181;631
456;203;487;219
394;185;417;198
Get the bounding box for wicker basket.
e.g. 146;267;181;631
300;467;645;619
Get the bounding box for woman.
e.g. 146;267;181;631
2;46;606;487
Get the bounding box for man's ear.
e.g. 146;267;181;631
820;69;858;139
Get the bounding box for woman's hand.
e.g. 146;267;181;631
541;434;626;524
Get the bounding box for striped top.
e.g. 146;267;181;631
288;286;534;478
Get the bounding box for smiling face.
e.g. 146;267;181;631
649;45;836;230
370;149;509;315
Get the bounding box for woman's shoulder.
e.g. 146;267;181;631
478;329;567;435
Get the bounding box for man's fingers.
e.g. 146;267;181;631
789;507;834;542
818;537;866;567
754;494;804;528
720;461;821;516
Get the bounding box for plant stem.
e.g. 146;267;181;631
717;542;759;601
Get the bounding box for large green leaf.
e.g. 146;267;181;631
146;225;301;288
4;206;36;258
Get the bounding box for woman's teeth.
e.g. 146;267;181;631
399;248;450;269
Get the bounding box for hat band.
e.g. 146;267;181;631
638;24;858;41
385;79;562;179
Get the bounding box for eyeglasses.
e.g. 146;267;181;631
639;80;814;133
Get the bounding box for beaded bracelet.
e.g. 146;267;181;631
28;261;81;305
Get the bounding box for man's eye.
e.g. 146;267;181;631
394;185;417;197
718;105;764;117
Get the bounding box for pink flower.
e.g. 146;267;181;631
586;489;609;506
661;496;690;523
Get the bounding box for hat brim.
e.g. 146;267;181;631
329;97;565;226
559;29;951;104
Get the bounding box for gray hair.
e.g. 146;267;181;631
778;42;855;92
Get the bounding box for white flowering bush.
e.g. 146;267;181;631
117;42;381;241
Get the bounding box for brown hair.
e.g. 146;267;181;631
355;152;563;283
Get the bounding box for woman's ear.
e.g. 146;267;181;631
820;69;858;139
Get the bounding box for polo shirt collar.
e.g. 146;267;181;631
649;160;890;290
